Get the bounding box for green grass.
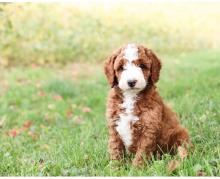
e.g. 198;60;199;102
0;50;220;176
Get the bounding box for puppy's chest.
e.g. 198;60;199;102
115;93;141;149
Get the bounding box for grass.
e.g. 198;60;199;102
0;50;219;176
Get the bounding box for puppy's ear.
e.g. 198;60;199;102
104;49;121;88
145;48;161;84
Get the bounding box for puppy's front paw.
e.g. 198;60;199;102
132;157;144;168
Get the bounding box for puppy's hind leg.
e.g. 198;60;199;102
167;125;191;153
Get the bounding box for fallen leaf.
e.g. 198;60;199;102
38;91;46;97
8;129;19;137
82;107;91;113
53;94;63;101
31;63;38;69
196;170;206;176
178;146;188;160
167;160;181;173
66;108;73;118
75;116;84;124
23;120;33;129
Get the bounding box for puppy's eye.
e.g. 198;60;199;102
138;64;146;69
117;65;124;71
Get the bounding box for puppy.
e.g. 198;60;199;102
104;44;190;167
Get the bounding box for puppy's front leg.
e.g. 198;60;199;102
132;108;162;167
132;128;157;167
108;121;125;160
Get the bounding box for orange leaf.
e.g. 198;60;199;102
31;63;38;69
38;91;46;97
23;120;33;129
167;160;181;173
178;146;188;160
75;116;83;124
53;95;63;101
8;129;19;137
66;108;73;118
82;107;91;113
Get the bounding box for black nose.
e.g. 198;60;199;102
127;80;137;88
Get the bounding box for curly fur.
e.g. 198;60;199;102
104;44;190;167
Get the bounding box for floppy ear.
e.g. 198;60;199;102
104;51;119;88
145;48;161;84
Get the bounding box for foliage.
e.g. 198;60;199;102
0;3;220;65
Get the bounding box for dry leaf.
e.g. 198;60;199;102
178;146;188;160
75;116;84;124
23;120;33;129
82;107;91;113
66;108;73;118
197;170;207;176
38;91;46;97
53;95;63;101
8;129;19;137
31;63;38;69
167;160;181;173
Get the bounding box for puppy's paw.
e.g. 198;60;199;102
132;157;144;168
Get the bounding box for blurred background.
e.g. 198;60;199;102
0;2;220;65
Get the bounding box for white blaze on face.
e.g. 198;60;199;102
118;44;147;91
123;44;138;62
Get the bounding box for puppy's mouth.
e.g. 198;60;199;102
126;87;143;92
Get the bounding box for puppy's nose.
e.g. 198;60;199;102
127;80;137;88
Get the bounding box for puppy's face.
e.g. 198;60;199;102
104;44;161;92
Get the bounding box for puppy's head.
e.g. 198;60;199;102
104;44;161;92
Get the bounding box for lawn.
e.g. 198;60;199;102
0;49;219;176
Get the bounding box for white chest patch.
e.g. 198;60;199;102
123;44;138;62
116;91;139;148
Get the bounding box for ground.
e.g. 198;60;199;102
0;50;219;176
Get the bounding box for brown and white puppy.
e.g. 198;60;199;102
104;44;190;167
